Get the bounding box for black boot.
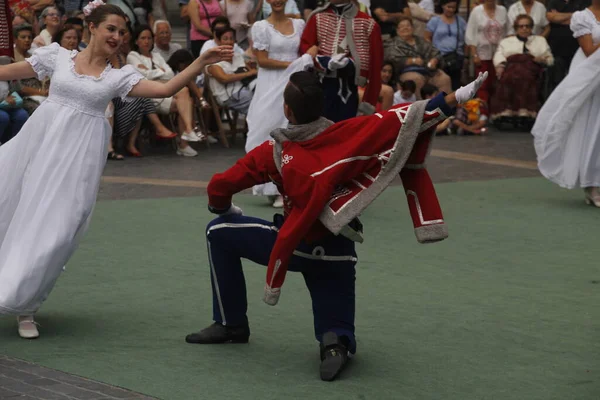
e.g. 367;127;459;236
185;322;250;344
319;332;350;381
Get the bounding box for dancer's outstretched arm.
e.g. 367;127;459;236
443;71;488;108
128;46;234;99
0;62;37;81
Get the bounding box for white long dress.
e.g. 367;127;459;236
531;9;600;189
245;18;312;196
0;43;143;315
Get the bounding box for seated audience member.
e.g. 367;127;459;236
0;59;29;144
64;16;84;38
167;49;219;143
32;6;61;50
490;14;553;128
386;17;452;99
359;60;396;111
152;20;183;62
205;27;257;114
506;0;549;37
13;23;33;62
52;24;81;51
451;98;489;135
200;16;245;55
220;0;259;50
393;79;417;105
127;25;205;156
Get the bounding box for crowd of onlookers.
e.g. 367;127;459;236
0;0;592;152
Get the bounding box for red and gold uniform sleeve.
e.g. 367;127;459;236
360;21;383;109
207;142;278;212
299;13;318;55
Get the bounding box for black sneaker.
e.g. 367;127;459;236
185;322;250;344
319;332;350;381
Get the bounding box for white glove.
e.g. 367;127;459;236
455;71;488;104
222;204;243;216
328;53;350;71
0;82;8;102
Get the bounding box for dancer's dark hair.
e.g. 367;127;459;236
284;71;324;124
85;4;128;27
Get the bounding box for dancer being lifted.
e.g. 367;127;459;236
0;0;233;339
186;70;488;381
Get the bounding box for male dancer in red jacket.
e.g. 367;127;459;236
186;71;488;381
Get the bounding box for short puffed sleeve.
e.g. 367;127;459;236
570;10;592;38
25;42;61;80
115;65;144;101
251;21;271;51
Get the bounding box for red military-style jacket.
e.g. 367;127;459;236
300;3;383;112
208;95;453;305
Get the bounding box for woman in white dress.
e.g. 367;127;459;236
245;0;312;208
0;1;232;339
531;2;600;207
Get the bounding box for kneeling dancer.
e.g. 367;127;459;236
186;71;488;381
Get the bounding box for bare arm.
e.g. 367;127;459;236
577;34;600;57
424;30;433;42
254;49;291;69
0;62;38;81
129;46;234;98
28;0;54;12
188;0;213;37
207;64;257;84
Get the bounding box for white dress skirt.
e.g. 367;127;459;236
0;43;142;315
531;9;600;189
245;19;312;196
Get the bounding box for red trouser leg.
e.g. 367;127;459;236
399;131;448;243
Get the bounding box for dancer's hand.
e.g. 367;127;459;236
198;46;234;66
455;71;488;104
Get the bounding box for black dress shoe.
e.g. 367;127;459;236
185;322;250;344
319;331;350;381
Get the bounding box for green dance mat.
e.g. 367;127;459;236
1;177;598;399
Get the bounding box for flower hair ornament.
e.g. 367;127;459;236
83;0;105;16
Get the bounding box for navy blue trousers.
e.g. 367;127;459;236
206;214;358;352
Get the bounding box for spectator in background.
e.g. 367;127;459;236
371;0;411;39
133;0;154;26
263;0;301;19
425;0;467;90
220;0;260;49
465;0;509;106
152;20;183;61
27;0;56;15
200;16;245;54
386;17;452;99
358;60;395;111
64;16;84;37
13;23;33;62
32;6;61;49
545;0;591;94
507;0;550;37
393;79;416;104
128;25;204;156
0;59;29;145
205;27;257;114
189;0;223;57
52;24;81;51
408;0;433;37
491;14;553;128
302;0;325;20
